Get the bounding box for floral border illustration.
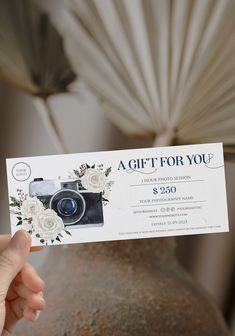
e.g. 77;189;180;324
10;163;114;245
73;163;114;206
10;189;71;245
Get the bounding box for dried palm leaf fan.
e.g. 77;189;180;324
60;0;235;156
0;0;76;153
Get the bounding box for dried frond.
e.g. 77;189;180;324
0;0;76;98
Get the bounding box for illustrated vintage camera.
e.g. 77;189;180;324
29;178;104;228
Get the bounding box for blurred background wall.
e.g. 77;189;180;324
0;79;235;332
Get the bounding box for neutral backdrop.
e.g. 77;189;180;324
0;80;234;330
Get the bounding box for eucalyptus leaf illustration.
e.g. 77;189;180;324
0;0;76;152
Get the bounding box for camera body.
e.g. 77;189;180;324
29;178;104;228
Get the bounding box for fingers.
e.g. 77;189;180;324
8;297;26;320
7;263;44;302
23;305;40;322
0;234;45;253
0;231;46;334
0;231;31;303
4;297;42;333
0;235;11;252
11;282;45;311
5;281;45;333
4;297;27;332
16;263;45;293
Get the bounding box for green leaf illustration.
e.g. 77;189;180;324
105;167;112;177
73;169;81;177
9;196;21;208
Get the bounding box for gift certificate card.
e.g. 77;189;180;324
6;143;229;246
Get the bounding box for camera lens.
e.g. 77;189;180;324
57;198;77;217
49;189;86;225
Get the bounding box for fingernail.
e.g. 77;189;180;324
38;292;45;305
33;310;40;321
39;291;44;298
10;230;31;249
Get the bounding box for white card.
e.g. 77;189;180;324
6;143;229;246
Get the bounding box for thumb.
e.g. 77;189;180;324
0;230;31;302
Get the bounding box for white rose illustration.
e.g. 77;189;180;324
81;168;106;192
33;209;64;241
22;220;33;232
21;197;44;218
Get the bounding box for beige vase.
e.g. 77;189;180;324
16;237;229;335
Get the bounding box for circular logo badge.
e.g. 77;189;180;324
12;162;31;182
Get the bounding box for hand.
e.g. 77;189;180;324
0;231;46;336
